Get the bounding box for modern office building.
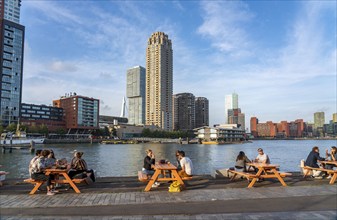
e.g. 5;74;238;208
172;93;195;131
314;112;325;129
126;66;145;125
53;93;99;132
145;32;173;130
20;103;66;131
195;97;209;128
0;0;25;126
224;93;238;124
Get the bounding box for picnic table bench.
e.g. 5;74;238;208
303;160;337;184
24;169;87;194
138;170;193;182
228;163;291;188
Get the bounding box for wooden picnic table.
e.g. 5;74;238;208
144;163;185;192
319;160;337;184
28;168;81;194
246;163;288;188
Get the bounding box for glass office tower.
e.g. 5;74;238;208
0;0;24;126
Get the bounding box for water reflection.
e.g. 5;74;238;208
0;140;335;178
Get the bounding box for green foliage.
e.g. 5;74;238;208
92;127;110;137
54;128;66;135
0;125;4;134
6;123;17;132
141;129;194;139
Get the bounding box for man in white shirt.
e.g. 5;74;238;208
254;148;270;164
178;151;193;177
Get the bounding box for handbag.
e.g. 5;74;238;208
168;181;181;192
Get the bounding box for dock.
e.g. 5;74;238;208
0;174;336;219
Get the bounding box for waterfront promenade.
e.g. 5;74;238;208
1;174;337;219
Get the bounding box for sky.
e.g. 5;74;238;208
20;0;336;128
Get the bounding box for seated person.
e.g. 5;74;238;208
45;150;57;168
29;149;42;176
142;149;160;187
142;149;155;176
325;146;336;179
305;146;325;179
68;152;95;182
235;151;251;172
254;148;270;164
178;151;193;177
30;150;56;195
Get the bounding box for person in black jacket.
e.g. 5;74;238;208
142;149;155;175
305;146;325;179
142;149;160;187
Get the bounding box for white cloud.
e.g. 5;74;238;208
49;61;78;73
197;1;254;58
24;1;84;25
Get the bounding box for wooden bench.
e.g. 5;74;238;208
24;177;87;194
228;170;257;181
138;171;192;182
303;166;337;177
138;171;149;182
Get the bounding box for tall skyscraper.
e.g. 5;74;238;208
0;0;25;126
126;66;145;125
195;97;209;128
314;112;325;128
224;93;238;123
172;93;195;131
145;32;173;130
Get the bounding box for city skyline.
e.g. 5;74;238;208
20;1;336;125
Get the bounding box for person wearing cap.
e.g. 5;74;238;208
254;148;270;164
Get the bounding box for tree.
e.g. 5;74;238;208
6;123;17;132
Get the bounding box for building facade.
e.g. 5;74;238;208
0;0;24;126
145;32;173;130
126;66;145;125
53;94;99;131
172;93;195;131
224;93;238;124
195;97;209;128
314;112;325;129
20;103;66;131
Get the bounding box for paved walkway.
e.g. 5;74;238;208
1;184;337;219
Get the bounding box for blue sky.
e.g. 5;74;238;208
21;0;336;127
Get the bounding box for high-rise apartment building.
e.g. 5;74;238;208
0;0;25;126
172;93;195;131
224;93;238;123
126;66;145;125
314;112;325;128
145;32;173;130
195;97;209;128
53;94;99;131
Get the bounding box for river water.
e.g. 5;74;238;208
1;140;336;179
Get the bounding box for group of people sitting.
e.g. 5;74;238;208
234;148;270;172
29;149;95;196
304;146;337;179
142;149;193;188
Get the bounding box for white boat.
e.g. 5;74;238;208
0;130;45;145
